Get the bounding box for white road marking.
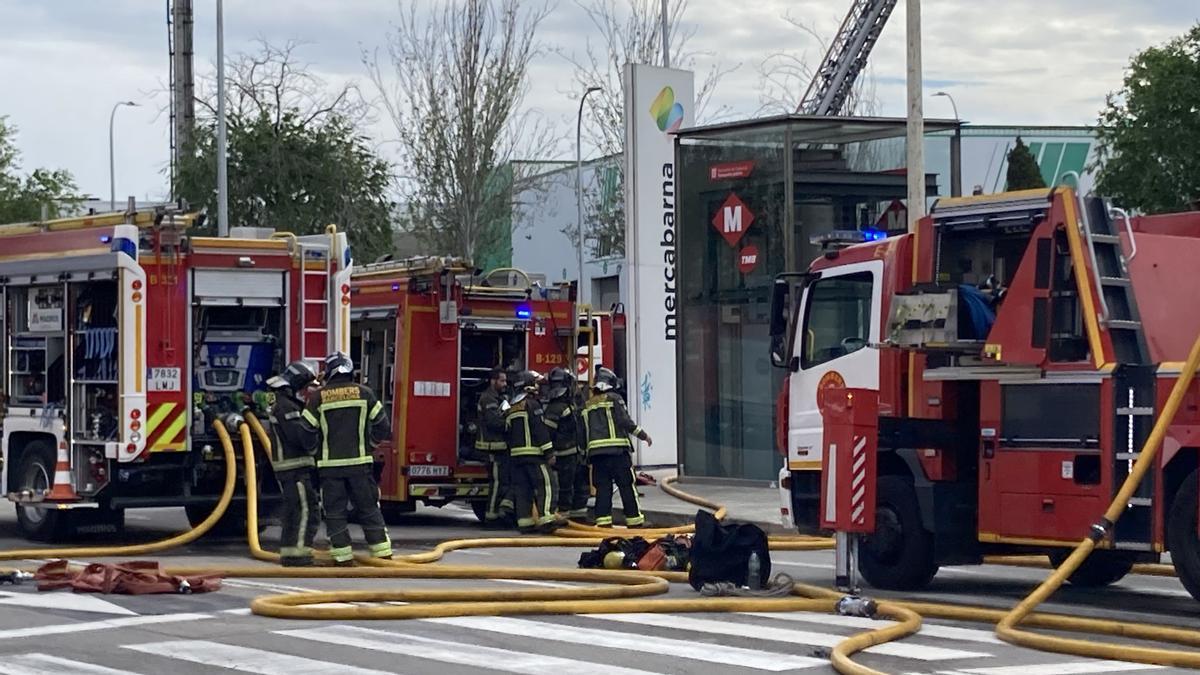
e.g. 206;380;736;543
590;613;992;661
279;625;660;675
124;640;391;675
942;661;1162;674
0;613;212;640
0;590;137;616
742;611;1003;644
428;615;826;671
0;653;137;675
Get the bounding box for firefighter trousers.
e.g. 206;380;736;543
320;469;392;562
277;469;320;563
552;452;590;517
510;455;555;529
485;451;514;521
590;452;643;527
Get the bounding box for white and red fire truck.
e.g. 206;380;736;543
0;206;350;540
772;187;1200;599
349;259;623;519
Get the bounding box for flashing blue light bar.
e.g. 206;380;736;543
391;283;400;291
110;237;137;259
99;235;112;244
862;227;887;241
516;305;532;320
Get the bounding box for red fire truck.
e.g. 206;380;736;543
349;260;598;519
0;206;350;540
771;187;1200;599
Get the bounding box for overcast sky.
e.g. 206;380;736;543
0;0;1195;204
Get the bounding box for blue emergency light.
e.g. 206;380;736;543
516;305;532;320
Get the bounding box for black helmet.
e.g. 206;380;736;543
546;367;574;399
267;360;317;392
323;352;354;379
511;369;543;392
593;366;620;393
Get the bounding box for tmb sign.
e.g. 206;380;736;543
711;193;755;247
737;245;759;274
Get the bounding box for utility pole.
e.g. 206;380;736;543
661;0;670;67
170;0;195;198
905;0;925;231
216;0;228;236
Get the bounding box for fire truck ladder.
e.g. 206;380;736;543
297;239;333;361
1076;193;1155;550
796;0;899;116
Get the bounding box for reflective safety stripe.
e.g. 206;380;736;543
594;515;613;526
537;464;555;525
568;509;589;518
301;409;319;426
317;399;369;466
369;400;384;420
626;468;643;521
369;539;392;558
318;455;374;468
272;457;315;472
475;440;507;451
517;516;536;528
279;546;311;557
330;545;354;563
294;481;309;554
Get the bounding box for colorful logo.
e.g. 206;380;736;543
649;86;685;133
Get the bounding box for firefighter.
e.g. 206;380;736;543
476;367;514;527
543;367;589;520
504;370;561;533
265;360;321;567
303;352;392;565
583;367;652;528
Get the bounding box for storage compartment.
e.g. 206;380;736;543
192;303;285;414
69;280;120;443
351;318;395;421
7;285;67;406
458;326;526;459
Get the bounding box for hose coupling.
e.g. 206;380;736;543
835;595;878;618
1088;518;1113;542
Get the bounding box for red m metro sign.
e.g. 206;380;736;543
711;193;755;247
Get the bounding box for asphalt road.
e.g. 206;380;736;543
0;503;1193;675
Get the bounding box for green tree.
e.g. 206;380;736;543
1006;137;1046;191
1095;24;1200;213
0;117;81;223
177;42;395;261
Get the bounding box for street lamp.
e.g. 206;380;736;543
933;91;962;197
576;86;603;306
109;101;140;212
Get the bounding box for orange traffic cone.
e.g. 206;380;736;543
45;441;78;501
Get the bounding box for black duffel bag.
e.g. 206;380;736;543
687;509;771;591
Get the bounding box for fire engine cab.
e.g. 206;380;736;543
0;206;350;540
771;187;1200;599
349;259;589;519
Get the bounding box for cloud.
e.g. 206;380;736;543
0;0;1195;202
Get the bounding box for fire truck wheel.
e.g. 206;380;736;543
1167;469;1200;601
858;475;938;590
1048;549;1135;587
14;441;70;542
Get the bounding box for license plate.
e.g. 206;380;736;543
408;465;450;477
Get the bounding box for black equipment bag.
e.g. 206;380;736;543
687;509;771;590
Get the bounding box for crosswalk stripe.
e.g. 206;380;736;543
0;654;136;675
589;613;992;661
427;615;827;671
278;625;659;675
0;613;212;640
939;661;1162;675
742;611;1004;644
124;640;391;675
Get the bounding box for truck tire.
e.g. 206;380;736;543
859;475;938;590
1048;550;1134;587
14;440;70;542
1168;469;1200;601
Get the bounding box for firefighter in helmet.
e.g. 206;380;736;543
504;369;562;533
543;367;589;520
266;360;321;567
303;352;392;565
582;367;651;528
476;366;514;527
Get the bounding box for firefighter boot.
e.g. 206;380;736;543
280;556;313;568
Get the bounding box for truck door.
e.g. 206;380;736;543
787;260;882;472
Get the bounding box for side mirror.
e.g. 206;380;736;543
769;274;811;371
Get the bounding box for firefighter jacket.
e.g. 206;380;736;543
475;388;508;452
303;374;390;471
504;398;553;459
543;397;581;457
582;392;647;458
268;392;319;473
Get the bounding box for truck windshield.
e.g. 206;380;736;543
801;272;872;369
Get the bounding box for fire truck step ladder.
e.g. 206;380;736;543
1111;364;1156;550
1078;195;1150;365
297;240;332;361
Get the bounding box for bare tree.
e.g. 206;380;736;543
367;0;556;263
756;12;880;117
563;0;736;258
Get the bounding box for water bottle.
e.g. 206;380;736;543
747;552;762;590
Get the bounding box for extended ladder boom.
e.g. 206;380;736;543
797;0;898;116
